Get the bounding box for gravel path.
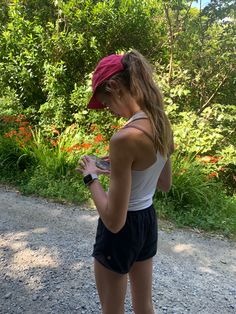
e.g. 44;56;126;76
0;186;236;314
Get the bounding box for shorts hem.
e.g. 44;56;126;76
93;255;129;274
136;251;157;262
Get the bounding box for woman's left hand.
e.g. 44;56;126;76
75;155;110;176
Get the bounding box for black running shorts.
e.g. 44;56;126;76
92;204;158;274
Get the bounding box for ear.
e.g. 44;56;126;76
107;80;120;94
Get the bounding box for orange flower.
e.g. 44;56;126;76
198;155;222;164
19;126;26;133
51;139;58;147
65;147;73;152
64;144;81;152
81;143;92;149
72;144;81;150
90;124;98;131
20;121;29;126
94;134;104;143
104;145;109;151
219;167;226;172
199;156;212;163
15;114;26;123
51;126;60;135
4;130;17;138
208;171;218;178
111;125;120;129
210;157;220;163
1;115;16;123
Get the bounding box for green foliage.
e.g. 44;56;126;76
157;153;220;210
172;110;223;154
155;152;236;236
20;166;90;204
0;0;160;129
0;1;235;235
0;87;23;116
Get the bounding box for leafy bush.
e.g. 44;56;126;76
155;152;236;236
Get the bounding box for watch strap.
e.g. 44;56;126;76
83;173;98;186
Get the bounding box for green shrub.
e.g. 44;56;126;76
20;166;90;204
155;152;236;236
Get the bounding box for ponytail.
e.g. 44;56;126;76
122;50;173;157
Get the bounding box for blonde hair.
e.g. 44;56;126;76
97;50;173;157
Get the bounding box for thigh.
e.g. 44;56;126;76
94;259;128;314
129;258;155;314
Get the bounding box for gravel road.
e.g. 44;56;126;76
0;186;236;314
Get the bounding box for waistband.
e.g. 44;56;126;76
126;204;154;215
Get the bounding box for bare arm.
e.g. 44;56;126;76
83;133;133;233
156;133;174;193
156;158;172;193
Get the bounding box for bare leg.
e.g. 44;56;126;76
129;258;155;314
94;259;128;314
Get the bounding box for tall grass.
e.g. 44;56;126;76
0;123;108;204
155;153;236;237
0;119;235;236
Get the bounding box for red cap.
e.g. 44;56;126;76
88;54;124;109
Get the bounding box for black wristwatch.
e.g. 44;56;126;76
83;173;98;186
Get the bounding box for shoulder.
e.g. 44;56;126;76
109;129;137;164
110;127;141;148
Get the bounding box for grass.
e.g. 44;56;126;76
0;124;235;238
154;153;236;238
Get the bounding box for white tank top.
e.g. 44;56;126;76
128;151;167;211
123;111;167;211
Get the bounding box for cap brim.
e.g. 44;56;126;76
87;94;106;110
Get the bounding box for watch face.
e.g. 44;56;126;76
83;174;93;185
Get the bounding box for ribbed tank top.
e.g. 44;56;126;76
123;111;167;211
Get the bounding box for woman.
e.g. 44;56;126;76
76;50;173;314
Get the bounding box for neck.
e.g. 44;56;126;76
126;103;143;119
119;93;142;118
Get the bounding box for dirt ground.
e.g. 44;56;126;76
0;185;236;314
